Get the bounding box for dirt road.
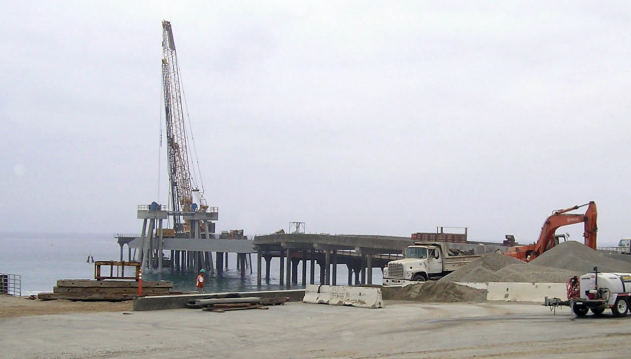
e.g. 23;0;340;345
1;300;630;358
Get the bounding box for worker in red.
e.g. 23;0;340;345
196;269;206;293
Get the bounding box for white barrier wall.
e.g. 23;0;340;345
303;285;384;309
457;282;566;302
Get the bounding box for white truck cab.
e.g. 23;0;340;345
383;242;479;286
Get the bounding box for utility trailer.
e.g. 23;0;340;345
544;267;631;317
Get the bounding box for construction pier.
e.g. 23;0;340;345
252;233;508;287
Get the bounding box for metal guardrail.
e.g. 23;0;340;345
0;273;21;297
598;247;631;254
114;233;141;238
138;204;165;211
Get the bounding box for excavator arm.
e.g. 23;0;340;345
507;201;598;261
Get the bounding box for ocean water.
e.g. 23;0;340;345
0;232;383;296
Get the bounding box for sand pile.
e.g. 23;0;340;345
382;282;487;302
530;241;631;273
438;252;580;283
438;253;523;283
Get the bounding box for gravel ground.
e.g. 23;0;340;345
0;294;132;318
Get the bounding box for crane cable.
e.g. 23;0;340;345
177;61;206;199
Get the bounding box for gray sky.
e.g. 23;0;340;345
1;1;630;246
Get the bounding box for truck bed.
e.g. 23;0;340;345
443;255;480;272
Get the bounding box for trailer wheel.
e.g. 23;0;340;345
590;307;605;316
572;304;588;317
412;273;427;282
612;297;628;317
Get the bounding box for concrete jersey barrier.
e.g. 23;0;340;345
457;282;567;302
303;285;384;309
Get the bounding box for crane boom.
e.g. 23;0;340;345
161;20;196;231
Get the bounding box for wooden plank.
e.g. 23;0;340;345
203;305;268;313
56;280;173;288
53;287;170;295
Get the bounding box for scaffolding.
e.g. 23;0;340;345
0;273;21;297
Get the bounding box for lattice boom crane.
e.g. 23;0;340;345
161;20;206;232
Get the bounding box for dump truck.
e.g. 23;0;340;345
382;242;481;286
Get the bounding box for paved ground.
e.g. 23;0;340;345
1;301;630;358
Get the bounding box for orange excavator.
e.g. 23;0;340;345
506;201;598;262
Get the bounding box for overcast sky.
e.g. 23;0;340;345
1;1;630;246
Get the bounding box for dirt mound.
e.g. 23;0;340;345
438;253;524;283
439;252;581;283
530;241;631;273
382;282;487;302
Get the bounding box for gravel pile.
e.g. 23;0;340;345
438;252;580;283
530;241;631;273
382;282;487;302
438;253;523;283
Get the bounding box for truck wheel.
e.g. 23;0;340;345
412;273;427;282
612;297;628;317
590;307;605;316
572;304;588;317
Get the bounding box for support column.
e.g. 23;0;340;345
291;259;299;285
366;254;373;285
264;255;272;282
256;250;262;287
285;249;291;287
139;218;148;271
346;264;353;285
279;251;285;286
239;254;246;277
119;243;124;262
310;249;316;284
301;250;307;285
216;252;224;274
204;221;215;275
360;254;366;285
319;261;325;284
324;250;331;285
332;250;337;286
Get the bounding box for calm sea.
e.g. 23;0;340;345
0;232;382;296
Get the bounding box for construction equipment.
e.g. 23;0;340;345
383;242;480;286
161;20;209;233
544;267;631;317
506;201;598;262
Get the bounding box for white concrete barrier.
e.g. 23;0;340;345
486;282;566;302
457;282;566;302
303;285;384;309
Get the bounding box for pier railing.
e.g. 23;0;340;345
0;273;21;297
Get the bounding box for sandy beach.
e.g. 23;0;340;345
0;294;132;318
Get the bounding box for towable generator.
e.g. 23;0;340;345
545;267;631;317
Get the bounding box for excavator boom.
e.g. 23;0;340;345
506;201;598;261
